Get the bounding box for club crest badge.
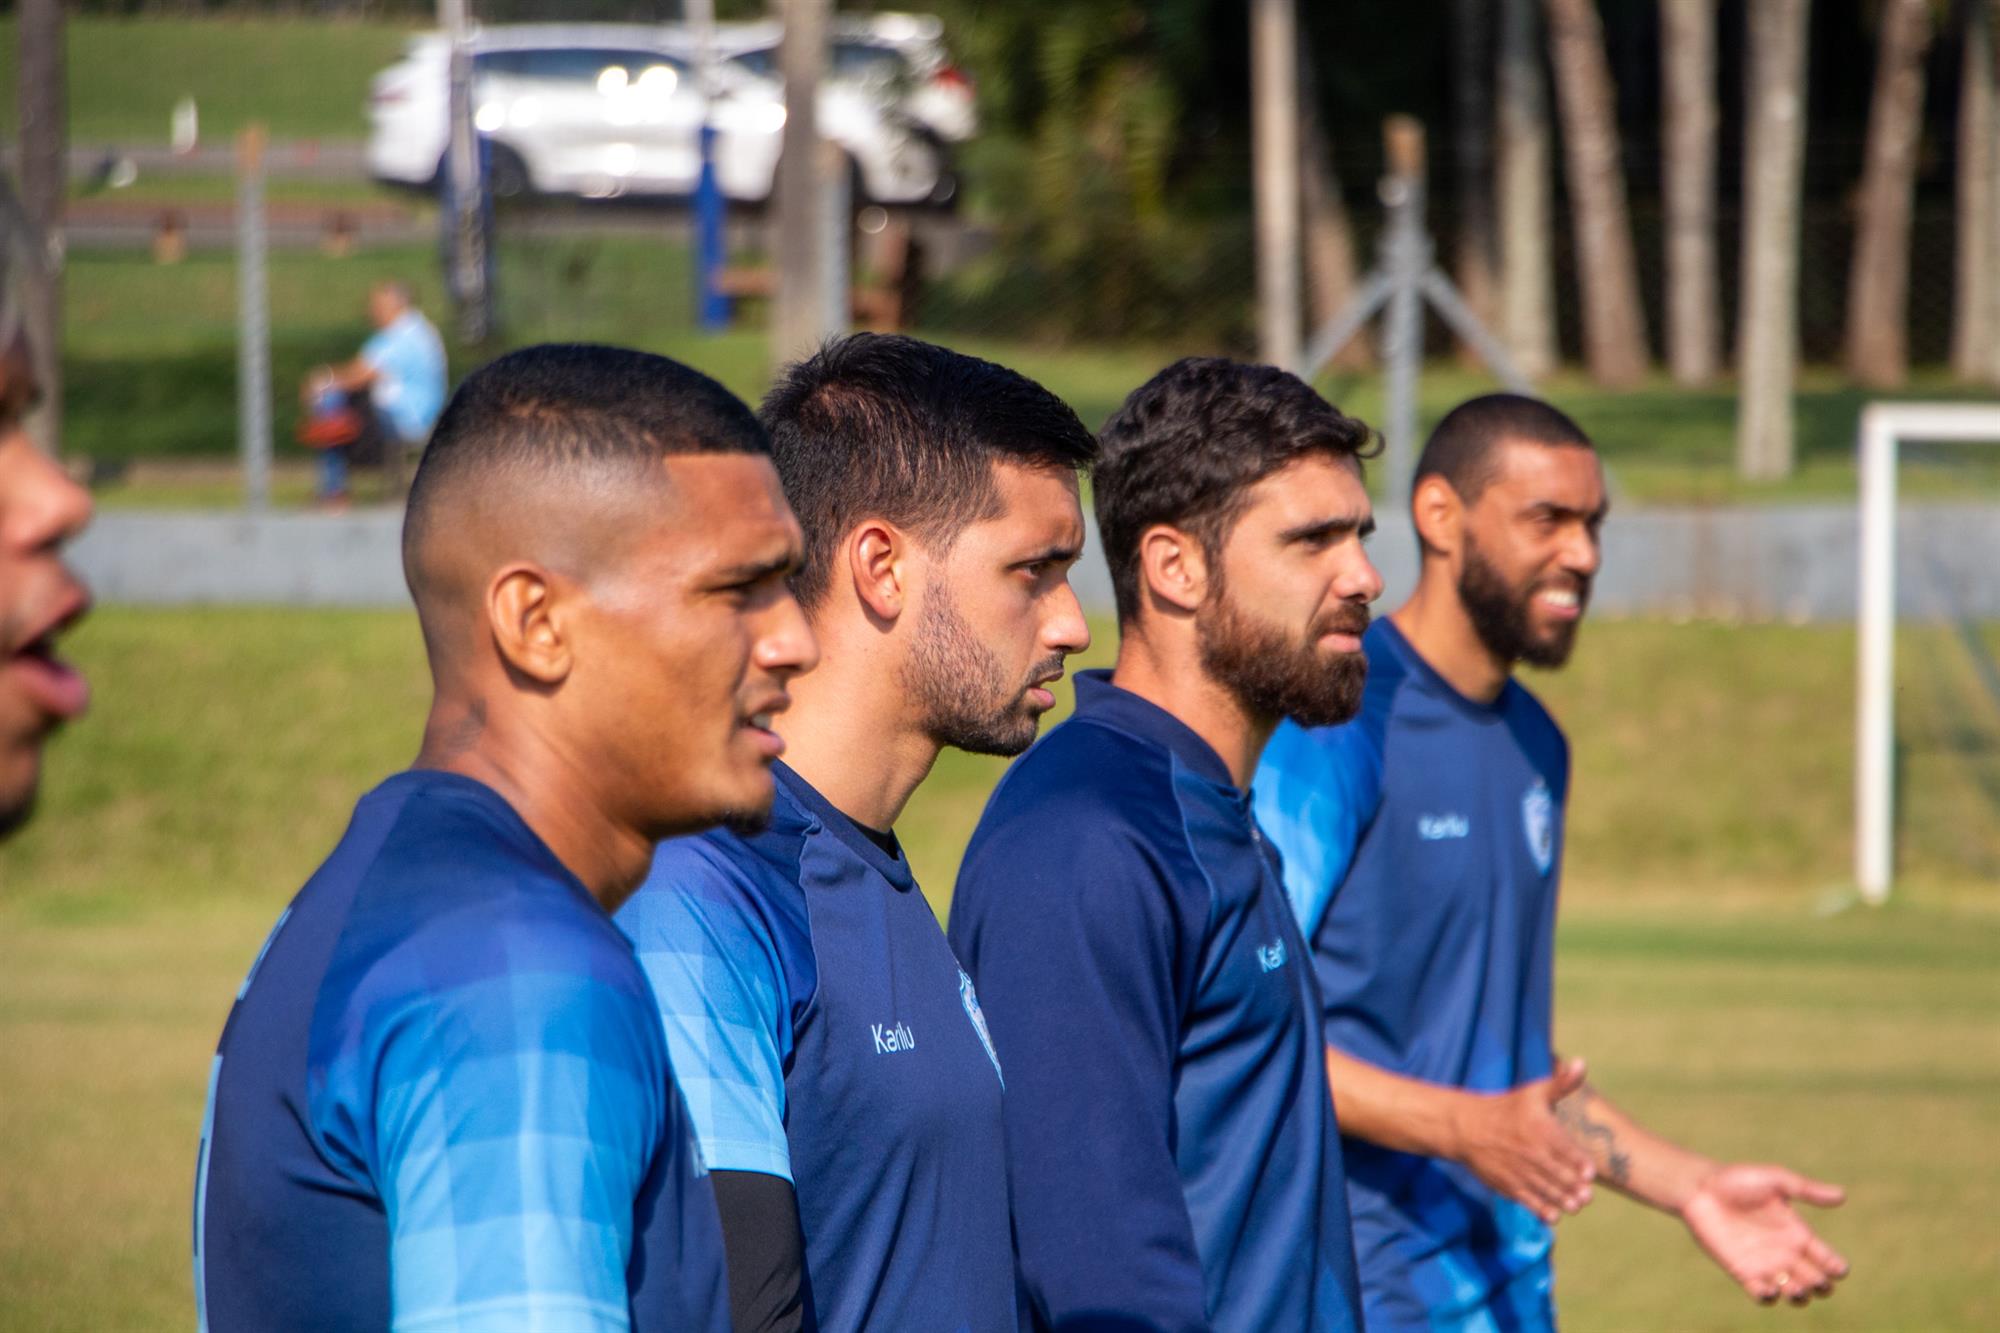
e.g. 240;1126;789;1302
959;968;1005;1087
1522;779;1556;875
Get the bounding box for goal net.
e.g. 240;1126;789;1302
1855;403;2000;902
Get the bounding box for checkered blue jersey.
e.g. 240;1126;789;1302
1254;618;1568;1333
619;761;1015;1333
949;671;1362;1333
192;771;731;1333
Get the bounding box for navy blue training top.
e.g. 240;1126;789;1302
1255;618;1567;1332
949;671;1363;1333
193;771;731;1333
619;761;1015;1333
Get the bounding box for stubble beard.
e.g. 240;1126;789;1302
905;583;1056;758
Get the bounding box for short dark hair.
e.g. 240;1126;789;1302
1414;393;1594;504
1095;357;1377;621
760;333;1097;610
403;342;768;577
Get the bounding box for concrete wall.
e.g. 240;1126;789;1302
70;503;2000;622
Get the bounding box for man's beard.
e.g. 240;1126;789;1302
906;583;1061;758
1459;534;1588;669
1197;582;1370;731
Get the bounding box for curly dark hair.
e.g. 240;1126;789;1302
1094;357;1378;621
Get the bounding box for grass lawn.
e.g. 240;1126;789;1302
64;232;2000;505
0;16;409;145
1;610;1997;1328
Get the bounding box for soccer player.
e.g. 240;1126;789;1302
0;287;92;842
949;357;1382;1332
618;333;1095;1332
194;345;817;1331
1254;394;1850;1329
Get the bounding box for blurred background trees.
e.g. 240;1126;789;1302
14;0;2000;477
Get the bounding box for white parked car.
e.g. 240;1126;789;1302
699;12;978;147
365;21;965;206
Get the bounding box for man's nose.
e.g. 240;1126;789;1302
1044;580;1091;657
757;592;820;678
10;444;94;551
1562;523;1602;580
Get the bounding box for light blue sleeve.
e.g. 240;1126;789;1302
618;841;796;1182
1252;717;1385;940
351;922;671;1332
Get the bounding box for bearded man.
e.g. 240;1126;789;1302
949;357;1382;1333
1253;394;1850;1331
620;333;1097;1333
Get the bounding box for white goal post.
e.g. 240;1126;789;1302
1855;402;2000;904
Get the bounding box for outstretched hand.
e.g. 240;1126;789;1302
1681;1163;1849;1306
1451;1057;1596;1224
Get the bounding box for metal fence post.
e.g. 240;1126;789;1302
1380;118;1428;509
819;140;851;339
236;125;272;514
441;0;493;345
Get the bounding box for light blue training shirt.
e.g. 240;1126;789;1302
362;309;447;444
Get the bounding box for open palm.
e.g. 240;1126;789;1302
1681;1164;1849;1306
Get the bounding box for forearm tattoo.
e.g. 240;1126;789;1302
1554;1084;1632;1187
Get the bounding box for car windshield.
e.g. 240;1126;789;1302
475;47;685;89
832;41;909;83
725;41;908;86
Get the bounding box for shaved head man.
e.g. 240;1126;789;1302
196;344;817;1333
0;272;93;840
1257;394;1848;1329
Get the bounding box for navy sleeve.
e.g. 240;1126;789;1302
950;808;1213;1333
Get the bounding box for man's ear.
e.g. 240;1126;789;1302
1411;475;1465;560
846;519;911;624
1138;523;1209;615
487;563;573;686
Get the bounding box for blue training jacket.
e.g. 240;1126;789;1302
620;761;1016;1333
949;670;1363;1333
1255;618;1568;1332
193;771;730;1333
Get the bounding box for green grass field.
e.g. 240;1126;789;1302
63;231;2000;506
0;16;408;144
2;609;1998;1329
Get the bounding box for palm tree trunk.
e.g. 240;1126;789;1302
1737;0;1812;482
1957;1;2000;384
1543;0;1649;387
1452;0;1498;362
1497;0;1560;377
1844;0;1934;388
1662;0;1721;385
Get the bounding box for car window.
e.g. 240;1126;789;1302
724;41;907;85
832;41;909;83
477;48;685;88
727;48;777;80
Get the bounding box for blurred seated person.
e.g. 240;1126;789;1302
299;280;446;507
